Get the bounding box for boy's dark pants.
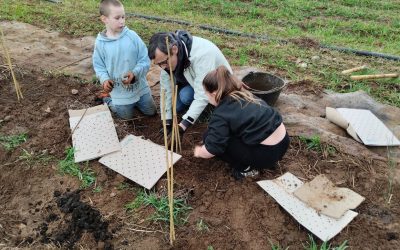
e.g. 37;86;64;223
204;131;290;172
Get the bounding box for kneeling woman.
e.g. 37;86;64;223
194;66;289;179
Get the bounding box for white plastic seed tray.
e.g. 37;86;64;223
99;135;181;189
69;104;120;163
257;172;358;241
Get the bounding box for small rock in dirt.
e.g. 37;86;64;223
4;115;12;121
98;241;105;249
45;107;51;113
110;192;116;198
311;55;320;61
71;89;79;95
298;62;308;68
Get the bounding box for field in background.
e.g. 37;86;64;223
1;0;399;106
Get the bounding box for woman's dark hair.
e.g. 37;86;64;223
202;66;260;105
148;32;178;59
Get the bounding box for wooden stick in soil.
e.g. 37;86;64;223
341;65;367;75
67;107;89;143
168;95;176;241
350;73;398;80
0;26;23;101
165;36;177;241
161;90;174;244
170;85;179;240
165;36;182;153
174;85;182;153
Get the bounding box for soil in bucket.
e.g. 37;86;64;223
242;72;286;106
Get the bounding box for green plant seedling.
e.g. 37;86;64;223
299;135;336;157
299;135;322;151
125;189;192;225
196;219;210;232
303;234;348;250
117;182;131;190
59;147;96;189
268;238;289;250
0;133;27;151
19;148;54;166
93;186;102;193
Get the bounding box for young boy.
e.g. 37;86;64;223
93;0;156;119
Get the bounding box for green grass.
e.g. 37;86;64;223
117;182;132;190
271;244;289;250
92;186;102;193
0;133;27;151
270;235;348;250
58;147;96;189
125;189;192;225
19;148;53;166
299;135;323;151
0;0;399;107
304;235;348;250
299;135;336;157
196;219;210;232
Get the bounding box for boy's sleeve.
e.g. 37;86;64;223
130;32;150;79
92;40;110;84
160;71;173;120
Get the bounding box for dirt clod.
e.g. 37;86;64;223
37;190;113;249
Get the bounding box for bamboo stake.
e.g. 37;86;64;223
170;85;178;240
174;85;182;153
168;95;176;243
0;26;23;101
341;65;367;75
67;107;89;142
350;73;398;80
168;94;176;242
165;36;177;243
165;36;182;154
161;89;174;244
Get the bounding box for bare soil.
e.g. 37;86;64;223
0;21;399;250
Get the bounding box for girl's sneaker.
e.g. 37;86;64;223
232;166;259;180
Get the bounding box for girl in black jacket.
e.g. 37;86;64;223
193;66;289;179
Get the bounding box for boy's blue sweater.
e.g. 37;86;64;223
93;27;151;105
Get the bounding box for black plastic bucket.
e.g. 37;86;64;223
241;72;286;106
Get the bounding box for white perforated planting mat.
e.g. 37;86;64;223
99;135;182;189
68;104;120;163
257;172;358;241
337;108;400;146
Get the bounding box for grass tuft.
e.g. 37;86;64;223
0;133;27;151
125;189;192;225
19;148;54;166
303;235;348;250
196;218;210;232
58;147;96;189
299;135;336;157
